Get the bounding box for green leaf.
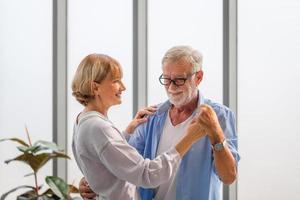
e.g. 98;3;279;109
17;196;34;200
17;145;41;153
17;187;55;200
17;146;29;152
0;185;35;200
45;176;68;199
5;152;70;172
40;189;60;200
17;189;37;200
33;140;61;152
0;138;29;147
4;153;30;166
51;151;70;160
41;188;54;196
37;196;52;200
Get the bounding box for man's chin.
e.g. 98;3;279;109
169;98;186;107
168;94;183;101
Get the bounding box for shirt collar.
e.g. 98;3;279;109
77;111;113;126
156;90;205;116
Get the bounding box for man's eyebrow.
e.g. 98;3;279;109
162;74;188;78
173;75;188;78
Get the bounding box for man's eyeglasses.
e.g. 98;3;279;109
159;72;196;87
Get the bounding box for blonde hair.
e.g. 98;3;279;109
72;54;122;106
162;45;203;72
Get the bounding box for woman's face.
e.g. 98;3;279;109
95;72;126;108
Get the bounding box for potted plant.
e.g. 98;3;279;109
0;127;81;200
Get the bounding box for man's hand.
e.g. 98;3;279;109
198;104;224;144
79;177;97;200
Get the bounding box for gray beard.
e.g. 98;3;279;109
167;88;197;108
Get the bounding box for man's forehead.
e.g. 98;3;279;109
162;64;193;76
162;71;189;78
164;57;191;66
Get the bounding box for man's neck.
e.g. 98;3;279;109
169;94;199;126
172;96;198;113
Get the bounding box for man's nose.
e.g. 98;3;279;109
168;81;178;91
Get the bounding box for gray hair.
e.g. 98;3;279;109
162;45;203;72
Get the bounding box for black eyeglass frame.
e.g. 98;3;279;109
158;72;197;87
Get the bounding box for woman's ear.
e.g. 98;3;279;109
91;81;100;95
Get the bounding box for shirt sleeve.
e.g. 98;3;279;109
128;123;147;156
98;126;181;188
122;130;131;141
222;110;240;163
212;109;240;175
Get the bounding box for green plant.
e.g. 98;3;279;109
0;127;81;200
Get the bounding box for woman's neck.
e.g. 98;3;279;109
84;101;109;117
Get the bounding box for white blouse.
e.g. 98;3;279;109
72;111;180;200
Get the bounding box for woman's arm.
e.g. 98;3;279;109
124;106;157;134
97;108;206;188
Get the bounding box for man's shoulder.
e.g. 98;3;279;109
204;98;233;117
133;101;168;134
149;101;170;117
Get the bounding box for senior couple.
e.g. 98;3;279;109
71;45;240;200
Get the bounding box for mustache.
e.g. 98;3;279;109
167;90;184;94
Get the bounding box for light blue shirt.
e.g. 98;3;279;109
128;92;240;200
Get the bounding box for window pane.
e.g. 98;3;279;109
0;0;53;195
67;0;133;185
148;0;223;105
238;1;300;199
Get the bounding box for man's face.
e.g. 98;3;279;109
162;58;201;108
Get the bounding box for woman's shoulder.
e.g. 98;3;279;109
75;114;123;155
79;113;124;142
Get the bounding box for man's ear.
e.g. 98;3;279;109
195;70;203;85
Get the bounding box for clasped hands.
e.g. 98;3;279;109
187;104;223;143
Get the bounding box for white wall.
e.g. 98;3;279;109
67;0;133;185
148;0;223;105
0;0;53;197
238;0;300;199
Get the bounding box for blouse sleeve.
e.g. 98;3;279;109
97;126;181;188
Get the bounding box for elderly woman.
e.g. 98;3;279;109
71;54;205;200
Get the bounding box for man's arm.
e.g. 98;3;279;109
210;134;237;184
198;104;239;184
213;109;239;184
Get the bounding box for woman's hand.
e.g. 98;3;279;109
186;110;207;141
187;104;223;142
125;106;157;134
197;104;224;144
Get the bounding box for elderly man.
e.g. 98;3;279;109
80;45;240;200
